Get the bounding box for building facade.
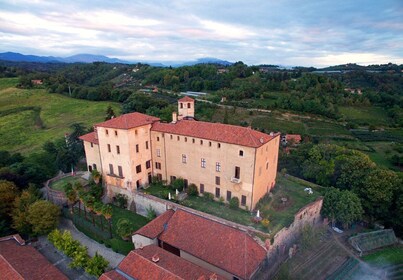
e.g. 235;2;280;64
80;97;280;210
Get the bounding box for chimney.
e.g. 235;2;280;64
172;112;177;123
151;254;160;263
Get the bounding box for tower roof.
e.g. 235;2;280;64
178;96;194;102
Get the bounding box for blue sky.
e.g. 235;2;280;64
0;0;402;66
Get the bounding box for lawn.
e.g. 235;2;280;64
363;246;403;266
50;176;88;191
0;78;120;154
252;116;306;134
144;175;323;235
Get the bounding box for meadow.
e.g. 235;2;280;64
0;78;120;154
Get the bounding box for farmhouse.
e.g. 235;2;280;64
80;97;280;210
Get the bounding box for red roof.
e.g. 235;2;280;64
178;96;194;102
285;134;302;143
134;209;174;238
99;270;126;280
95;112;160;129
79;131;99;144
0;236;68;280
159;210;266;279
101;245;222;280
152;120;278;148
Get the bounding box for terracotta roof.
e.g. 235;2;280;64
95;112;160;130
285;134;302;143
178;96;194;102
0;238;68;280
99;270;126;280
79;131;99;144
134;209;174;238
152;120;278;148
101;245;223;280
159;210;267;280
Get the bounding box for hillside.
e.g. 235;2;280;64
0;78;120;154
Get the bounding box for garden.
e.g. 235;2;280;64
142;174;323;235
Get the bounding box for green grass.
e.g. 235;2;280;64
144;176;323;235
50;176;88;191
363;246;403;266
339;106;389;126
0;77;120;154
252;116;306;134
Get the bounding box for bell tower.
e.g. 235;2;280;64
177;96;195;120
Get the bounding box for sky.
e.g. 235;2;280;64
0;0;402;67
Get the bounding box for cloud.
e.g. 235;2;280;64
0;0;401;66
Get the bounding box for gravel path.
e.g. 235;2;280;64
58;218;125;268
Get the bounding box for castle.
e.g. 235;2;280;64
79;97;280;210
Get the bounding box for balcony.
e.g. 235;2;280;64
231;177;241;184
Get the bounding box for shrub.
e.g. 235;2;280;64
146;205;157;221
116;219;133;239
203;192;214;201
114;194;128;209
187;184;198;196
171;178;184;192
229;197;240;209
261;218;270;228
85;252;109;277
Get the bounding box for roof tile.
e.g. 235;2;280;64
79;131;99;144
95;112;160;129
134;209;174;239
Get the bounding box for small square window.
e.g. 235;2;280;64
106;129;109;135
192;138;195;143
215;187;220;198
109;164;113;174
177;136;180;141
185;137;187;142
241;195;246;206
157;136;160;142
216;162;221;172
116;145;120;154
146;160;151;169
239;150;244;157
215;176;220;185
209;142;212;147
218;143;221;148
135;130;138;135
200;184;204;193
136;165;142;173
90;143;93;148
170;135;173;140
201;158;206;168
156;149;161;157
146;141;149;149
107;144;111;153
200;140;203;145
182;154;187;164
118;166;123;177
226;191;232;201
115;130;118;136
136;144;139;153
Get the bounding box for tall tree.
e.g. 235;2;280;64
105;105;116;120
27;200;60;235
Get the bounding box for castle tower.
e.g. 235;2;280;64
177;96;195;120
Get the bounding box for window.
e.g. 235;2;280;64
116;145;120;154
146;160;151;169
200;140;203;145
182;154;187;164
241;195;246;206
157;174;162;181
215;176;220;185
200;184;204;193
187;103;191;108
106;129;109;135
226;191;232;201
239;150;244;157
115;130;118;136
170;176;176;183
266;161;269;170
185;137;187;142
192;138;195;143
209;141;212;147
177;136;180;141
218;143;221;148
157;136;160;142
216;162;221;172
156;149;161;157
215;187;220;198
109;164;114;175
180;103;183;109
146;141;149;149
184;179;188;189
201;158;206;168
136;180;141;189
107;144;111;153
136;165;142;173
136;144;139;153
90;142;93;148
170;135;173;140
118;166;123;177
235;166;240;179
93;164;97;170
155;162;161;170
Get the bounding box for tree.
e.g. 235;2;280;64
116;219;133;240
12;189;39;235
27;200;60;235
356;168;400;221
0;180;19;220
85;252;109;277
105;105;116;120
322;187;363;228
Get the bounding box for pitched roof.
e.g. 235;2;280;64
159;210;267;279
0;236;68;280
95;112;160;130
78;131;99;144
134;209;174;239
101;245;223;280
152;120;278;148
285;134;302;143
178;96;194;102
99;270;126;280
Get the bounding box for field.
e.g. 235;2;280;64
0;78;120;154
339;106;390;126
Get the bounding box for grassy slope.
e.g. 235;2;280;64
339;106;389;126
0;78;120;154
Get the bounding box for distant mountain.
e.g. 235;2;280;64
0;52;233;67
0;52;129;64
